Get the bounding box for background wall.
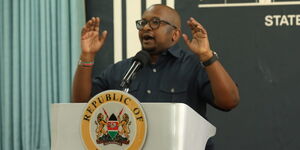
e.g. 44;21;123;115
86;0;300;149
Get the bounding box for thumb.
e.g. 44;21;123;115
182;34;191;47
100;30;108;41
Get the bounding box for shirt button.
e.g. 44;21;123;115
170;88;175;93
153;68;157;72
147;90;151;94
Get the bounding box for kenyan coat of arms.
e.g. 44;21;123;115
81;90;147;150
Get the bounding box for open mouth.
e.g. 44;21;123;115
142;35;155;41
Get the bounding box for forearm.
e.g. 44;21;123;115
72;66;93;102
204;61;240;110
73;17;107;102
72;53;95;103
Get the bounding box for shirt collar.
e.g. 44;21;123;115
162;44;181;58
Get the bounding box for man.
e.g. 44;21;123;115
73;4;240;149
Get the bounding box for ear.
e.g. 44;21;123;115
172;29;181;42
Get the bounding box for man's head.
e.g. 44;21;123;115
137;4;181;55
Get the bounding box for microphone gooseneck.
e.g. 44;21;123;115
120;50;150;92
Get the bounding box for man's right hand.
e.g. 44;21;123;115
80;17;108;60
73;17;107;103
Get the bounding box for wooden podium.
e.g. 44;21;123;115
51;103;216;150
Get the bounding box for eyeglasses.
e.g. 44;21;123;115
136;17;177;30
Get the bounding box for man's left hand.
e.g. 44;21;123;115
182;17;213;61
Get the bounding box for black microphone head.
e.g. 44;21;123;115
133;50;151;66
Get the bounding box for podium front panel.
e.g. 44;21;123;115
51;103;216;150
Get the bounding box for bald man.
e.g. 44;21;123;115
73;4;240;149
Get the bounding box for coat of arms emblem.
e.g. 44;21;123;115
81;90;147;150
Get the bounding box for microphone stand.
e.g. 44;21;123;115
119;50;150;93
120;72;137;93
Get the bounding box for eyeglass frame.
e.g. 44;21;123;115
135;17;177;30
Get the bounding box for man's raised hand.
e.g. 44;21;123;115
81;17;108;56
182;17;213;61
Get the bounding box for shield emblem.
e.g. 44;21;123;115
107;114;119;140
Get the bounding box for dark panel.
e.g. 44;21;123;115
176;0;300;149
85;0;114;77
87;1;300;149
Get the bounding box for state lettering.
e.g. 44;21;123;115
265;14;300;27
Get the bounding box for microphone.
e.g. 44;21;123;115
120;50;150;91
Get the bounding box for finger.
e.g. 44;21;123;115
182;33;191;47
187;18;199;29
187;20;201;36
95;17;100;32
189;17;207;35
94;25;99;33
187;21;201;39
96;17;100;27
81;25;87;35
81;24;91;39
86;19;93;32
191;24;207;37
190;17;203;28
99;30;108;42
81;30;88;40
91;17;97;31
187;20;195;30
99;30;108;40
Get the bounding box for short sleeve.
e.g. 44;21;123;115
91;64;113;97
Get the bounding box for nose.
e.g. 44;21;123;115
141;22;152;31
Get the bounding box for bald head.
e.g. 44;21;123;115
144;4;181;29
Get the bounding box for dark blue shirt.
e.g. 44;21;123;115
92;44;219;117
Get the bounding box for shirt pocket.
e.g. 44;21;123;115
159;80;188;103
